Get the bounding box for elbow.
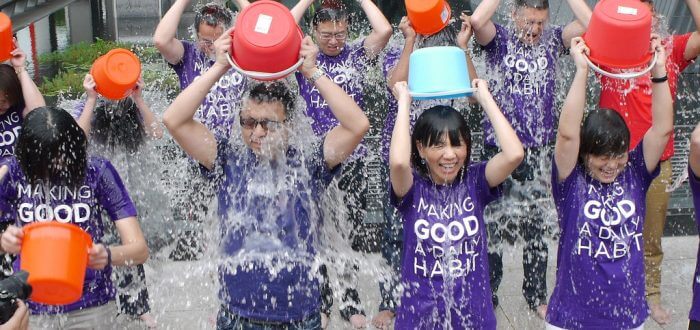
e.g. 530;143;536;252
470;15;487;32
378;25;393;41
358;116;370;137
153;35;168;51
389;160;411;175
162;110;176;131
510;147;525;167
133;240;149;265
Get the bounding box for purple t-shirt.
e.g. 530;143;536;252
0;156;137;314
689;165;700;322
548;143;658;329
390;162;500;329
481;23;564;148
295;39;369;137
203;139;339;322
170;40;247;138
0;103;23;158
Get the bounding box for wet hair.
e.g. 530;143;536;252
16;106;87;188
92;98;146;153
312;7;350;28
411;106;471;177
245;82;296;119
0;64;22;107
579;108;630;160
417;24;458;48
515;0;549;10
194;3;233;33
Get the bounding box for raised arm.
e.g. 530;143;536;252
387;17;415;89
131;77;163;139
642;37;673;173
691;122;700;177
476;80;524;188
457;12;479;104
291;0;314;23
389;81;413;198
77;74;98;136
153;0;188;65
684;0;700;61
162;31;232;170
470;0;499;46
359;0;393;58
298;38;369;169
10;45;44;116
561;20;586;49
566;0;592;27
232;0;251;10
554;37;589;181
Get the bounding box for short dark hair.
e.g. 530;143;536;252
312;7;350;28
418;24;458;48
92;98;146;153
0;64;22;107
411;106;471;177
579;108;630;160
246;82;296;118
16;106;87;188
515;0;549;10
195;3;233;33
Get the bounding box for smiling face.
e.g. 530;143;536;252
239;99;288;158
584;153;629;183
512;7;549;45
417;132;469;185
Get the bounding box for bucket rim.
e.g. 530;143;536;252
409;87;475;100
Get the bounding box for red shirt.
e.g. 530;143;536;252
599;33;695;161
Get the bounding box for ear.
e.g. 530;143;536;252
416;141;426;160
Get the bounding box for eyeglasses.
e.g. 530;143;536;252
240;117;284;131
197;36;215;47
317;31;347;41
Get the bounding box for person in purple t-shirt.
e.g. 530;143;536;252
162;30;369;329
547;37;672;330
470;0;585;317
0;43;45;158
291;2;391;327
688;122;700;330
389;79;523;329
0;106;149;329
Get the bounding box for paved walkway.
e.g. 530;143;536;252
136;236;699;329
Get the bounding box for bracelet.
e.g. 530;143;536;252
105;246;112;266
651;75;668;83
14;66;24;75
307;68;326;84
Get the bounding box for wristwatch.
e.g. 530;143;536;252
308;68;326;84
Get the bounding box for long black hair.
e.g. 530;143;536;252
15;106;87;188
411;106;471;177
579;108;630;162
92;98;146;154
0;64;22;108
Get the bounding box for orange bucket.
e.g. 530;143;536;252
90;48;141;100
405;0;451;36
583;0;652;69
20;222;92;305
0;12;13;62
229;0;303;81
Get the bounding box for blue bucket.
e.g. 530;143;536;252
408;46;474;100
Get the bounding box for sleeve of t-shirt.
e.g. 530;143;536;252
353;38;373;67
629;141;660;190
96;159;138;221
671;33;695;72
689;164;700;211
313;142;341;188
199;137;230;183
554;25;566;56
169;40;194;76
0;159;16;223
389;172;417;215
468;161;502;207
481;23;506;57
382;46;401;79
70;100;86;120
551;154;579;205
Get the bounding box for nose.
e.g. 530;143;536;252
443;147;457;159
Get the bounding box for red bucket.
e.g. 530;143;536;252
229;0;303;81
583;0;652;69
405;0;452;36
20;222;92;305
0;12;13;62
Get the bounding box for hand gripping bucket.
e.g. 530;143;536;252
405;0;452;36
90;48;141;100
408;46;474;100
20;222;92;305
582;0;656;79
0;13;13;62
228;0;303;81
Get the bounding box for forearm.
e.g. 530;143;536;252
650;66;673;139
388;39;414;89
16;68;45;111
567;0;592;27
481;94;521;158
134;97;163;139
109;240;148;266
232;0;251;10
389;97;412;170
163;63;227;131
471;0;499;30
558;69;588;140
687;0;700;32
361;0;393;57
313;73;369;136
77;96;97;136
153;0;188;62
291;0;314;23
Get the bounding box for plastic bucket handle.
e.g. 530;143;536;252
585;51;658;79
226;52;303;80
